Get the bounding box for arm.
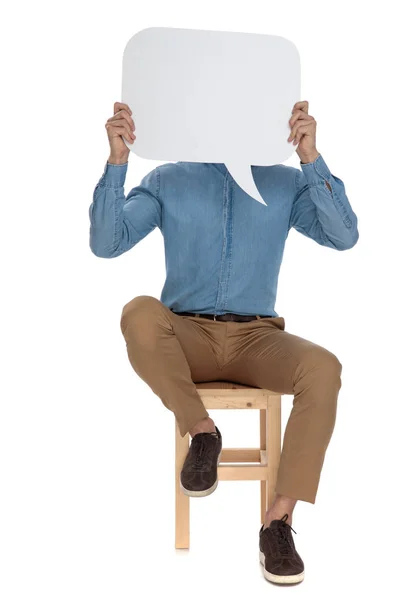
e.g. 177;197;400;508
89;161;161;258
289;154;359;250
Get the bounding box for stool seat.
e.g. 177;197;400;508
195;380;273;409
175;381;282;549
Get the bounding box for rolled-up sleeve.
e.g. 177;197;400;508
289;154;359;250
89;162;161;258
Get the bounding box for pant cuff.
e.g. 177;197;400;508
274;482;317;504
177;407;210;438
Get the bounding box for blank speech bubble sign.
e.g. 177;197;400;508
121;27;300;205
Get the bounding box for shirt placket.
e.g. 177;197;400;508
214;173;233;316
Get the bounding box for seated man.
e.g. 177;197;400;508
89;100;359;585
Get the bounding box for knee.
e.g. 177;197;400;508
299;346;342;381
294;347;342;413
317;349;342;377
120;295;163;335
329;353;342;380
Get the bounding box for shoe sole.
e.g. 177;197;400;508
180;448;223;498
259;550;305;584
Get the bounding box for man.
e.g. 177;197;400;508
89;100;359;585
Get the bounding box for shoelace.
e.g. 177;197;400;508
191;432;219;471
269;514;297;557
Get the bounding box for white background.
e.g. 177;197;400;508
1;1;399;598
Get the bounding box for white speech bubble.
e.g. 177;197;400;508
121;27;301;205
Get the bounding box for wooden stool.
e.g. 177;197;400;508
175;382;282;549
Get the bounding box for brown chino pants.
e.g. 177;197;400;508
120;295;342;504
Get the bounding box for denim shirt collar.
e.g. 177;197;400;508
208;162;227;174
177;161;228;175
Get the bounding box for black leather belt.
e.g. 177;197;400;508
172;311;274;322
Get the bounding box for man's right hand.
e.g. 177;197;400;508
105;102;136;164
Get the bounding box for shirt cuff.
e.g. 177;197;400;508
300;154;332;185
99;160;128;188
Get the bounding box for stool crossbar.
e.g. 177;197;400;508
175;382;282;549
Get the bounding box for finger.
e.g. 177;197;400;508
292;123;313;144
106;123;136;142
106;118;135;140
107;117;134;133
288;116;314;141
292;100;309;114
292;124;312;144
108;125;136;144
290;117;314;138
108;110;135;130
288;110;312;130
114;102;132;116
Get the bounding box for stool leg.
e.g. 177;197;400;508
260;409;267;523
175;419;190;549
267;396;282;509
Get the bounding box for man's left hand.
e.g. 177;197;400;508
288;101;320;163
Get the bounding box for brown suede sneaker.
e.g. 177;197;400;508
259;514;305;584
180;426;222;497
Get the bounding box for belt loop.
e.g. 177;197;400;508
256;315;261;320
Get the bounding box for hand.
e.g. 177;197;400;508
288;101;320;163
105;102;136;164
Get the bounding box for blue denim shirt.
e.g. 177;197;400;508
89;154;359;317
